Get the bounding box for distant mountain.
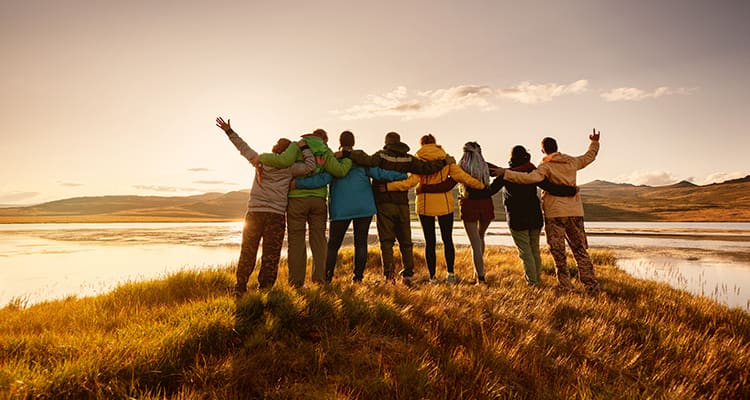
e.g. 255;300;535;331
1;177;749;223
664;180;699;189
0;191;250;223
710;175;750;185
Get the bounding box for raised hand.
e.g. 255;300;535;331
589;128;601;142
216;117;231;133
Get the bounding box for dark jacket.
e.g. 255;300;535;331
503;162;577;230
349;141;445;205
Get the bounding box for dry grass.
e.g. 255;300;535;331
1;246;749;399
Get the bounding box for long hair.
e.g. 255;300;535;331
458;141;490;197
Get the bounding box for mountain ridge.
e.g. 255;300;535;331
1;178;748;223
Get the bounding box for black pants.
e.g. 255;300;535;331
419;213;455;278
325;216;373;281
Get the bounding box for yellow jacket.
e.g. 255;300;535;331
387;143;485;216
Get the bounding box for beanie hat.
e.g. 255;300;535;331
339;130;355;148
385;131;401;145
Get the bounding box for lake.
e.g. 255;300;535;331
1;222;749;311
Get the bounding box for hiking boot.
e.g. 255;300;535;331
400;276;413;287
384;273;396;285
446;273;458;284
476;276;487;285
428;277;438;285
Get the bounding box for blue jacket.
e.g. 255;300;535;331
295;165;406;221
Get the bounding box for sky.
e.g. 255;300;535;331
1;0;749;205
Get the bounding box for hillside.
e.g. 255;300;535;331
2;247;749;399
1;177;749;223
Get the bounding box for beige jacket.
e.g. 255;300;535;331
503;141;599;218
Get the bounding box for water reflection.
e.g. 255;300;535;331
1;222;749;310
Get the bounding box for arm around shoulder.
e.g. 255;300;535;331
323;152;353;177
259;143;301;168
386;173;420;191
289;148;318;177
448;164;485;189
503;167;547;184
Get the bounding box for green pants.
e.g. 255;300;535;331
510;228;542;285
287;196;328;287
376;202;415;278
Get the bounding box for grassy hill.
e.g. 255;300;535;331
579;177;750;221
1;176;749;223
2;247;749;399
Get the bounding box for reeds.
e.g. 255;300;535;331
1;247;748;399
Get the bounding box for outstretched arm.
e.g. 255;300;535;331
258;142;302;168
537;179;577;197
417;177;457;194
289;148;317;177
216;117;259;166
385;173;420;191
448;164;485;190
348;149;379;167
409;157;446;175
322;151;353;178
295;171;333;189
367;166;408;182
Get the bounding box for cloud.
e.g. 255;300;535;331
332;80;588;120
0;191;41;203
699;171;748;185
58;181;83;187
601;86;695;102
497;79;589;104
188;167;210;172
193;180;238;185
614;170;682;186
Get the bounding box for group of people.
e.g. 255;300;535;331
215;116;602;297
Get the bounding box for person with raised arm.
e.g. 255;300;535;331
215;117;316;296
493;129;602;295
257;128;352;288
420;142;577;286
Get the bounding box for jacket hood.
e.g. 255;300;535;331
383;141;410;155
509;161;537;172
301;135;330;156
415;143;447;161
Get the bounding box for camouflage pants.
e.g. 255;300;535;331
544;216;599;294
236;211;286;291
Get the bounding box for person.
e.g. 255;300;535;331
384;134;485;284
257;129;352;288
420;142;577;285
293;131;407;283
348;131;448;284
500;145;579;286
215;117;316;296
494;129;602;295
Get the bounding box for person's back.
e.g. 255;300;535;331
529;137;599;218
496;129;602;295
503;161;543;231
215;117;316;295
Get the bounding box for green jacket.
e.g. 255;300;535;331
259;135;352;198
